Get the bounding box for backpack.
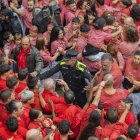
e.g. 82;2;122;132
32;7;51;33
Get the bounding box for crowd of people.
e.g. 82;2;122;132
0;0;140;139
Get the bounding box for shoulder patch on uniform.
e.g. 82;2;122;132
60;61;66;65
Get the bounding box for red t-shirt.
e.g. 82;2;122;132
80;104;97;132
100;88;128;111
0;127;23;140
20;106;31;128
31;91;42;110
53;105;84;138
53;131;61;140
42;90;64;113
0;78;7;91
0;103;9;122
14;81;27;99
44;102;70;117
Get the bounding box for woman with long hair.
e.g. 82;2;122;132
118;25;140;60
78;110;102;140
107;44;125;71
84;11;96;28
36;34;60;66
49;26;67;58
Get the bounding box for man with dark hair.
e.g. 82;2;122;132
65;17;80;45
27;77;42;110
0;64;11;91
3;31;16;56
0;116;23;140
95;53;122;88
18;68;28;81
127;125;139;139
123;51;140;92
6;76;27;100
76;24;90;59
106;107;119;124
51;120;72;139
6;76;18;89
116;136;127;140
10;0;35;32
65;0;77;25
6;100;27;136
0;89;15;122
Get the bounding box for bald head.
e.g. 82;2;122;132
124;17;134;26
103;74;114;86
26;129;42;140
44;78;55;91
21;36;30;51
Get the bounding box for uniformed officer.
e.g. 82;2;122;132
39;49;92;107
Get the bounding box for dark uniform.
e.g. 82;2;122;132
39;50;92;108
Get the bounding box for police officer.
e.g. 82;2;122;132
39;49;92;108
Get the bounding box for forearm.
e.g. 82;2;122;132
51;106;56;119
51;52;59;62
119;109;129;123
133;80;140;87
11;6;23;16
39;94;46;108
92;87;103;106
112;30;121;38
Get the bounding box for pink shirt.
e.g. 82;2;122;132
51;39;67;55
96;5;113;17
124;58;140;81
22;0;28;8
116;51;125;70
97;61;122;88
65;24;80;41
118;40;140;60
21;9;33;29
76;36;87;54
40;48;53;63
65;11;75;25
3;42;16;54
58;0;68;23
88;29;112;48
35;0;51;7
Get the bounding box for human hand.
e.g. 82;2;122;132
125;103;131;111
99;80;108;88
10;2;14;8
30;71;38;77
56;79;67;86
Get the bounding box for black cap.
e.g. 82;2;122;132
82;43;100;57
63;49;78;60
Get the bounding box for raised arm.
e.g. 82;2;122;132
10;3;24;16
